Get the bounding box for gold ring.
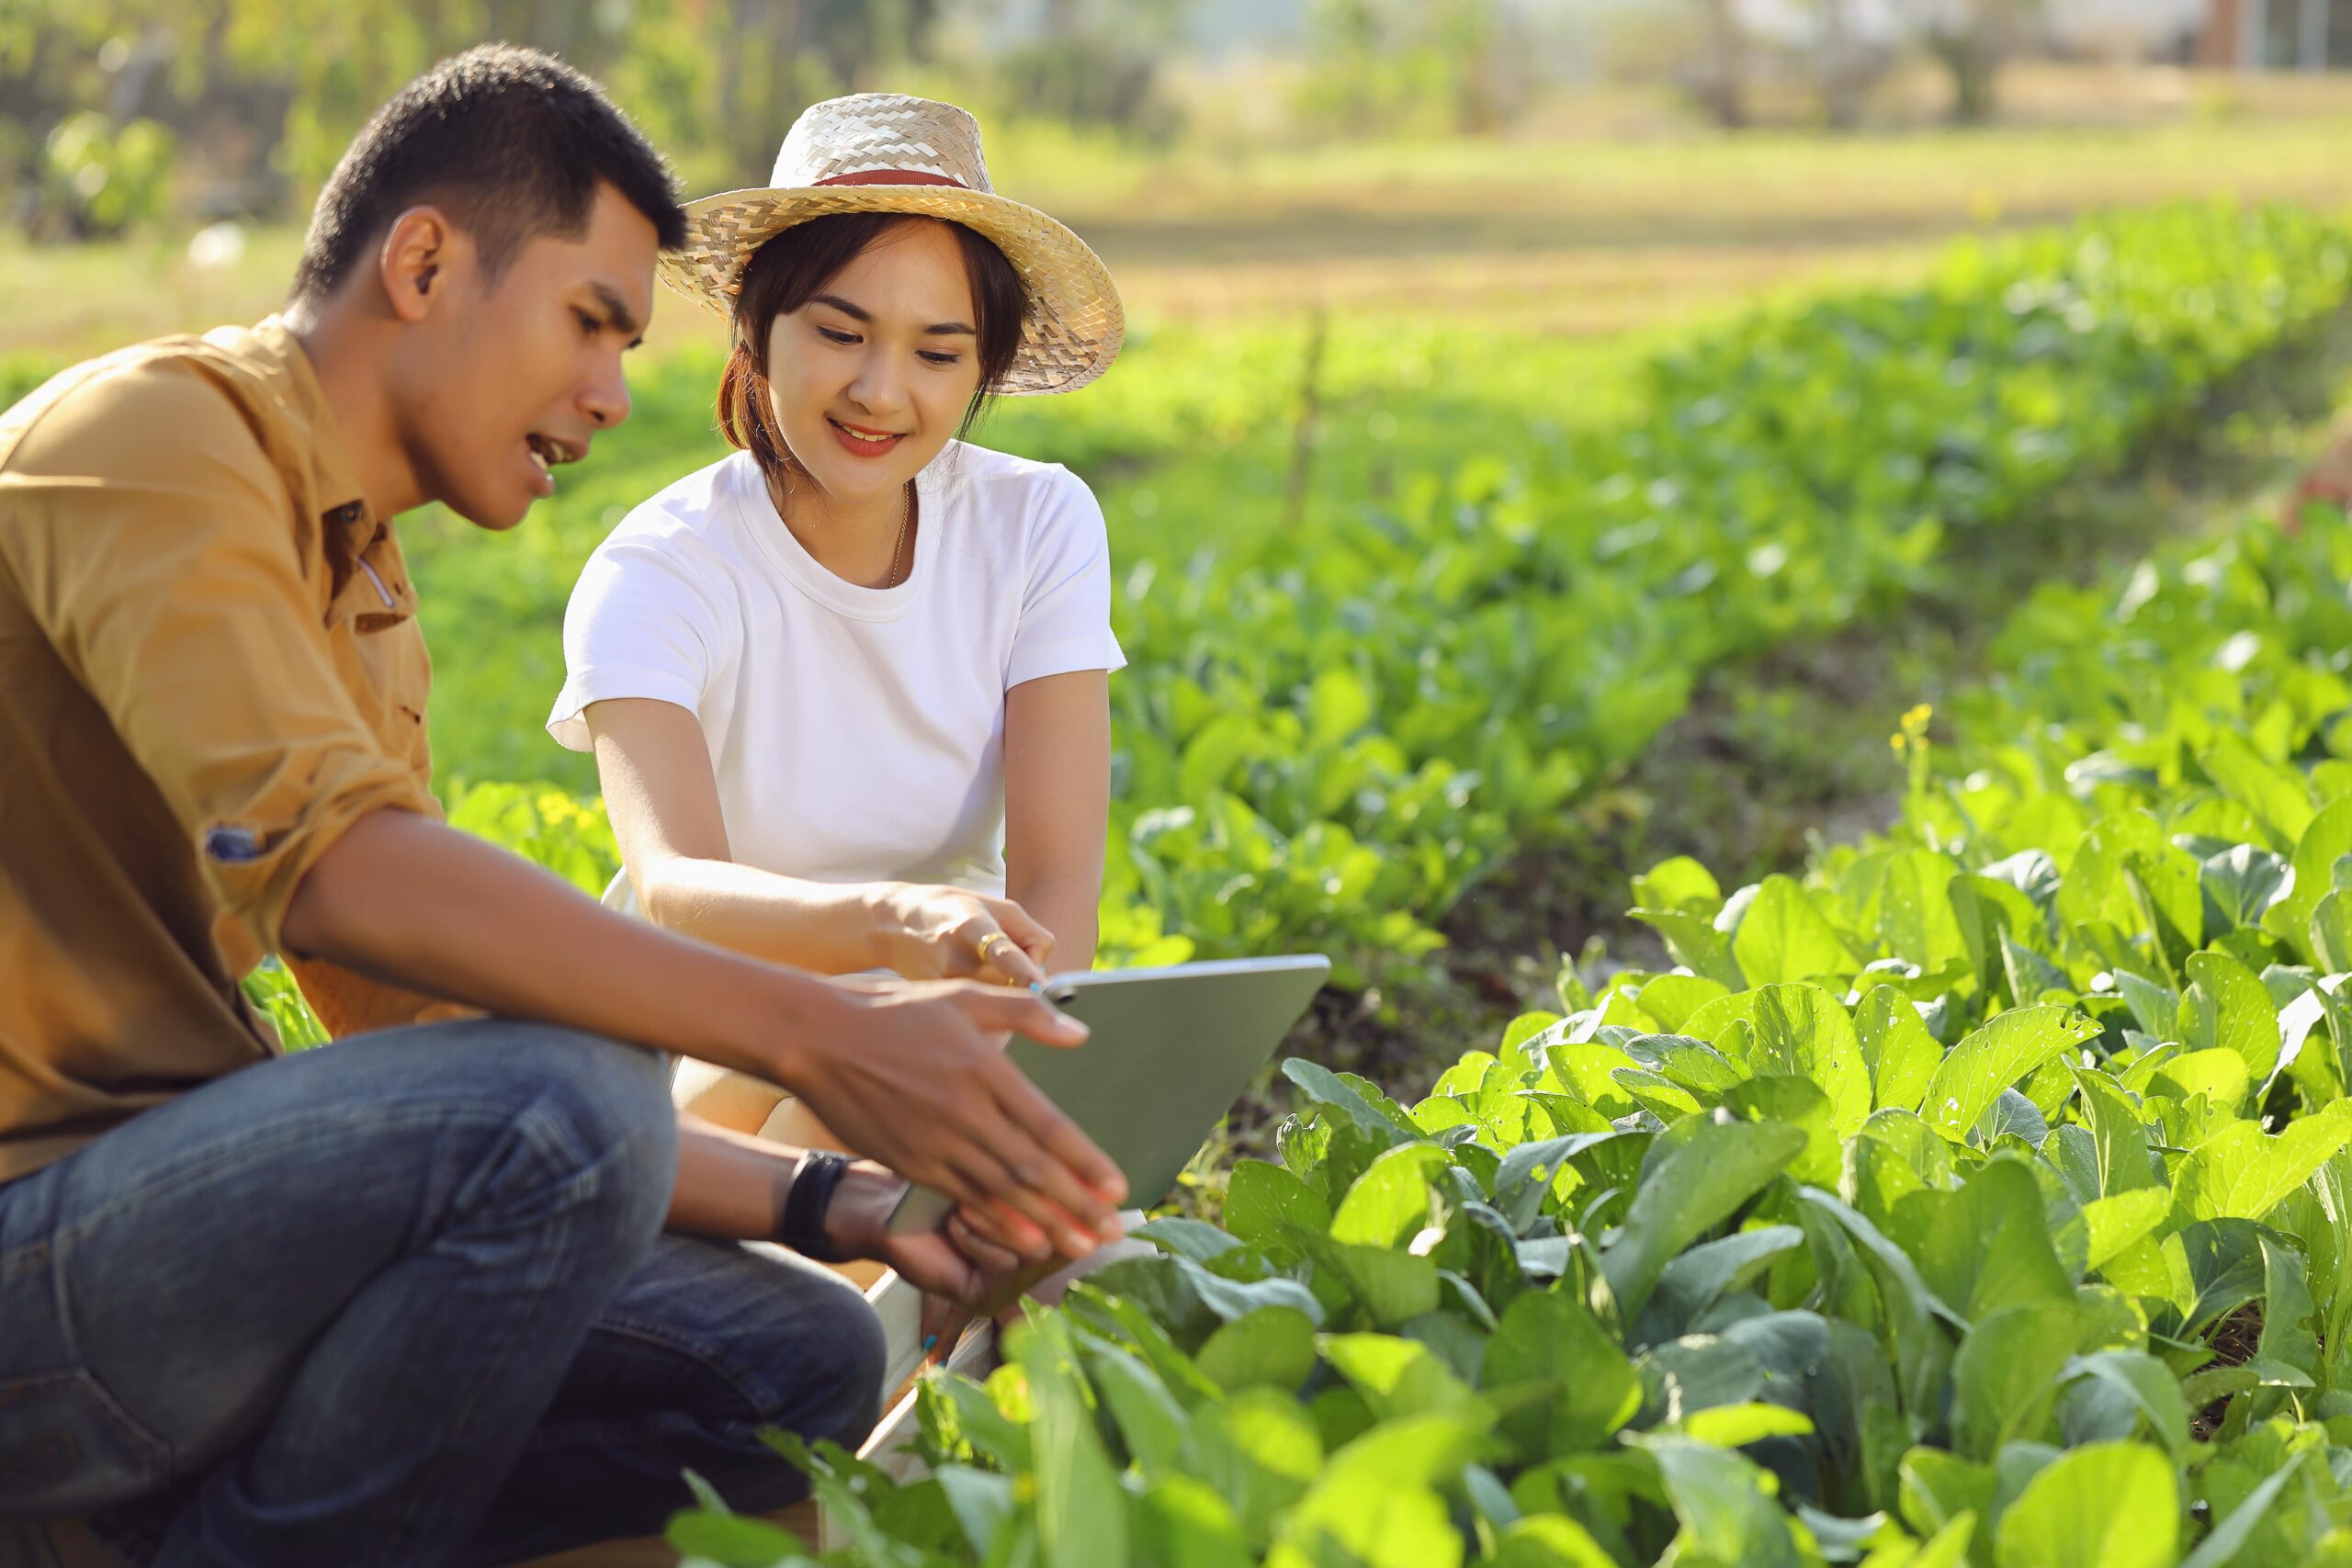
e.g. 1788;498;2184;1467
977;931;1012;966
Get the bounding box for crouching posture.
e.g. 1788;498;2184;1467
0;47;1121;1568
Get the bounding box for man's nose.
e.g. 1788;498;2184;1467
582;355;631;430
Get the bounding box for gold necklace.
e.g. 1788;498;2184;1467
885;482;916;587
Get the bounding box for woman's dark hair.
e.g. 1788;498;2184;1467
718;213;1030;490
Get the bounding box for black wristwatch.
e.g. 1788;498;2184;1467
774;1149;854;1262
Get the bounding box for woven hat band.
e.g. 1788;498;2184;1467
814;170;967;189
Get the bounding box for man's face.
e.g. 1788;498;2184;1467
397;182;659;530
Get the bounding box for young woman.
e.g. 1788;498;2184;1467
547;95;1126;1201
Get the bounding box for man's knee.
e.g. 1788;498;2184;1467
437;1021;676;1238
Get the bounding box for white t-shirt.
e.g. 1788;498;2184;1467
548;442;1125;912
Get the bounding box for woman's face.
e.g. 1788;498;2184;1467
764;219;986;509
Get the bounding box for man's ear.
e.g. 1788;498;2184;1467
377;205;463;324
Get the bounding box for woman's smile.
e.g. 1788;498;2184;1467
827;416;906;458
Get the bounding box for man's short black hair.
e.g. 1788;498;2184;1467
291;44;686;303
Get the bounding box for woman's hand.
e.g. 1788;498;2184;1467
868;883;1055;987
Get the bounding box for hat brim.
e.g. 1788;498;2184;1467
660;185;1124;396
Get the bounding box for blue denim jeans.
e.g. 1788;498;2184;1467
0;1020;886;1566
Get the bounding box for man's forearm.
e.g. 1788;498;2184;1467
280;807;842;1085
670;1112;797;1237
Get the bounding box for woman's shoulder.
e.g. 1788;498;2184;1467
602;450;759;554
932;441;1100;528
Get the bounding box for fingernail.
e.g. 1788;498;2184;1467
922;1334;938;1352
1028;980;1046;994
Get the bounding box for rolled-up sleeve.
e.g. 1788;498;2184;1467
0;359;435;957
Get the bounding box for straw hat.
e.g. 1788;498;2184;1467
661;94;1124;396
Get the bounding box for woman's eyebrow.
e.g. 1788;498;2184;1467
809;292;974;337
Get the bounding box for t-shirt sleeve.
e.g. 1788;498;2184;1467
547;521;730;752
1005;467;1125;690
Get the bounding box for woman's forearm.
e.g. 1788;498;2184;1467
635;855;888;974
1011;874;1101;976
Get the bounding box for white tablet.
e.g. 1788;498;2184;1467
887;954;1331;1235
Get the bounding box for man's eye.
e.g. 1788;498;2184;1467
575;310;601;336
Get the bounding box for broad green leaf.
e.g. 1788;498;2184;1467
2175;1453;2307;1568
1634;856;1724;917
1224;1158;1333;1249
1197;1307;1318;1394
1893;1159;2074;1321
1601;1111;1807;1320
1027;1337;1129;1568
1899;1448;1993;1541
2179;949;2282;1084
1137;1217;1248;1266
1319;1333;1478;1421
1736;983;1873;1136
1275;1415;1487;1568
1484;1287;1641;1458
1726;875;1860;987
2200;730;2315;854
1282;1059;1410;1146
1330;1144;1451;1249
1487;1514;1617;1568
1951;1302;2079;1460
1307;1237;1441;1328
2202;843;2291;932
1857;985;1943;1114
2145;1047;2252;1111
2062;1349;2188;1461
2081;1189;2171;1272
2272;797;2352;963
1628;1433;1804;1568
1799;1189;1955;1417
1675;1402;1815;1446
1088;1342;1191;1473
1135;1474;1252;1568
1923;1007;2100;1144
1632;908;1747;990
1634;975;1731;1032
1990;1440;2177;1568
1186;1388;1323;1545
1643;1224;1807;1342
2172;1102;2352;1224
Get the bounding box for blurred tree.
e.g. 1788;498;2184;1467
1901;0;2042;124
1681;0;1753;130
1296;0;1531;138
996;0;1192;141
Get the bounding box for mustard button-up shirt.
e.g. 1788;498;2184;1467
0;317;456;1183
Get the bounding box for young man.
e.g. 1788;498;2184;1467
0;45;1123;1566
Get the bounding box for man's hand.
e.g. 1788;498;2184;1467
783;982;1126;1264
823;1162;1075;1316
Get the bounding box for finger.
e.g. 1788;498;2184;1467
946;1172;1056;1262
951;1125;1106;1260
987;898;1057;964
952;986;1087;1046
978;931;1047;988
948;1209;1025;1275
981;1055;1129;1209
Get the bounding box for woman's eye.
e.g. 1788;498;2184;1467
817;327;859;345
920;351;963;366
